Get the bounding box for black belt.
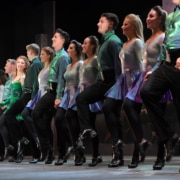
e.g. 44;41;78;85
49;82;57;95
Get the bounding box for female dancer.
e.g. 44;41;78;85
102;14;144;167
0;55;29;161
71;35;103;166
21;46;54;163
54;40;83;166
141;0;180;171
123;5;168;169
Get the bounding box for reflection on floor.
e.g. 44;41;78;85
0;156;180;180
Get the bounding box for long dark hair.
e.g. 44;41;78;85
151;5;167;32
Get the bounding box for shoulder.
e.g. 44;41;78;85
58;54;70;63
31;57;43;67
133;38;144;48
109;35;122;44
20;75;26;85
156;33;165;43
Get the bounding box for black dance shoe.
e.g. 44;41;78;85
15;153;23;163
16;137;30;162
108;139;124;168
29;158;39;164
88;156;103;167
39;149;49;162
128;143;140;169
128;159;139;169
139;140;151;162
108;158;124;167
45;155;55;164
63;146;74;162
0;154;3;161
74;146;86;166
74;156;86;166
80;129;97;140
165;134;179;162
153;158;165;170
8;156;16;162
54;158;67;166
0;145;14;161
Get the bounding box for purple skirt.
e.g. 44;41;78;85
26;90;42;110
126;71;173;103
59;88;77;111
105;74;128;100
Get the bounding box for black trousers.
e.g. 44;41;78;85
0;109;5;153
140;61;180;142
32;91;55;151
54;108;71;158
76;80;114;133
0;114;10;147
5;93;31;146
65;109;80;147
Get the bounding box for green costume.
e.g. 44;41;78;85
0;81;23;120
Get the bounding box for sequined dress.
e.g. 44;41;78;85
105;38;143;100
26;67;50;110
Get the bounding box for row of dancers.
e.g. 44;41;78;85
0;0;180;172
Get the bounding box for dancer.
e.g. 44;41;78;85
4;43;42;162
54;40;83;166
21;46;54;163
75;12;123;166
66;36;103;166
123;6;168;169
32;28;70;162
0;56;30;161
140;0;180;171
0;59;16;159
103;13;144;167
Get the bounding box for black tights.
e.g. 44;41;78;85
102;97;123;145
123;98;143;143
66;109;100;157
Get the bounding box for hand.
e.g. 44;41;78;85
144;71;152;82
0;106;6;110
175;57;180;70
79;84;84;92
54;99;61;109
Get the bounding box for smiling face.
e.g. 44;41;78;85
40;49;51;64
16;58;26;71
82;37;93;55
16;57;29;72
121;17;135;37
146;9;161;30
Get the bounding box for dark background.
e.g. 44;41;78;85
0;0;162;68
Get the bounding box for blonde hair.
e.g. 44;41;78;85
125;14;144;42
